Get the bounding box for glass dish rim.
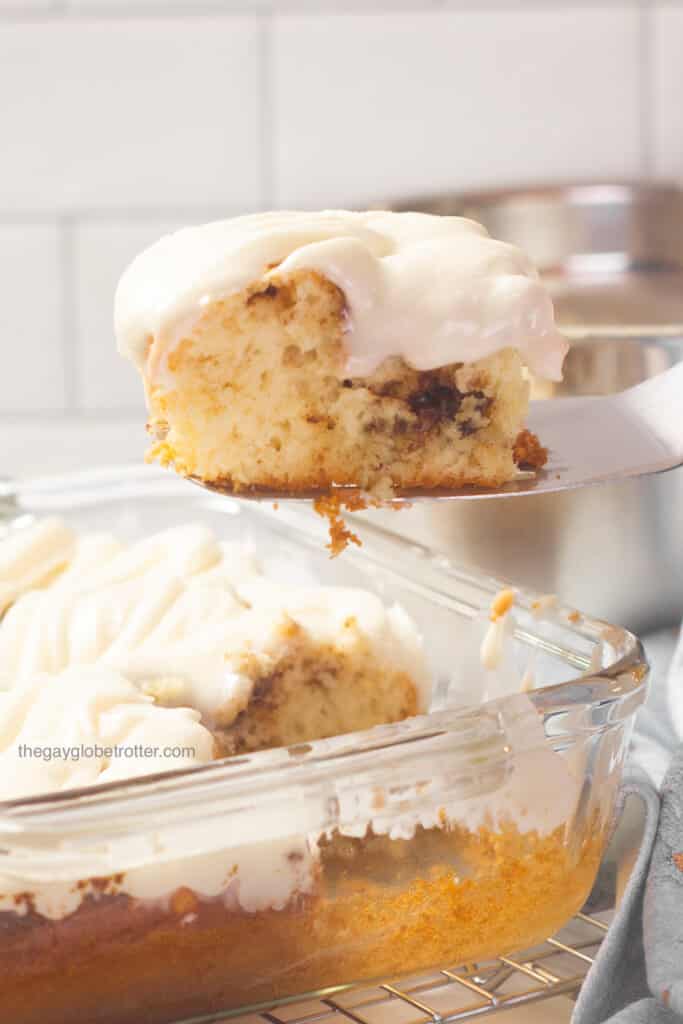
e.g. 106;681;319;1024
0;464;649;825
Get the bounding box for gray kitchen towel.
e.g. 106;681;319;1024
644;748;683;1017
632;629;681;787
573;747;683;1023
572;777;660;1024
571;625;683;1023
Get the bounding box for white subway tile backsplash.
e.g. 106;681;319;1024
0;417;146;480
74;220;187;410
0;3;673;423
273;8;641;208
0;17;263;213
0;224;65;413
652;4;683;179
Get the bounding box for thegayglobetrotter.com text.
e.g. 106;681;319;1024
17;743;197;763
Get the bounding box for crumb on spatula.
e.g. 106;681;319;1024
513;429;548;471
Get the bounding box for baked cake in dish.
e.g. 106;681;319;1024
115;212;567;502
0;519;612;1024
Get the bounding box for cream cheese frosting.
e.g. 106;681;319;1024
334;696;581;843
0;518;580;923
0;517;76;615
0;665;214;801
114;210;568;383
0;518;436;918
0;523;431;727
0;519;431;766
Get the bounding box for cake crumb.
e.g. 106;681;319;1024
481;589;516;671
490;588;515;622
171;887;198;917
513;429;548;470
313;492;367;557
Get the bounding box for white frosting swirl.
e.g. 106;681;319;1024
0;520;431;773
114;210;568;383
0;665;214;800
0;518;76;615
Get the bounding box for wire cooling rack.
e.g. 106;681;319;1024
226;912;610;1024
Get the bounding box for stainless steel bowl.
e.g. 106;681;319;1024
369;183;683;633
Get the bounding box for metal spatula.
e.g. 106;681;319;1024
193;361;683;503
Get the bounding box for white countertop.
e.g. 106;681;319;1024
0;413;577;1023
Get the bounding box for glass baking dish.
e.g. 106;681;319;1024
0;467;648;1024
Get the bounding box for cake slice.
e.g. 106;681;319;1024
116;591;427;758
115;212;567;503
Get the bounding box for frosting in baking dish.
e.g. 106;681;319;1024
0;519;580;922
0;685;580;921
0;664;214;797
114;210;568;383
0;520;430;755
0;517;75;615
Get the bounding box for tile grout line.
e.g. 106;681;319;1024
260;12;275;210
638;0;654;180
58;216;79;413
0;1;642;23
0;207;245;225
0;410;142;422
0;5;262;20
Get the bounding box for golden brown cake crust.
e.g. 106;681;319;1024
0;821;604;1024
